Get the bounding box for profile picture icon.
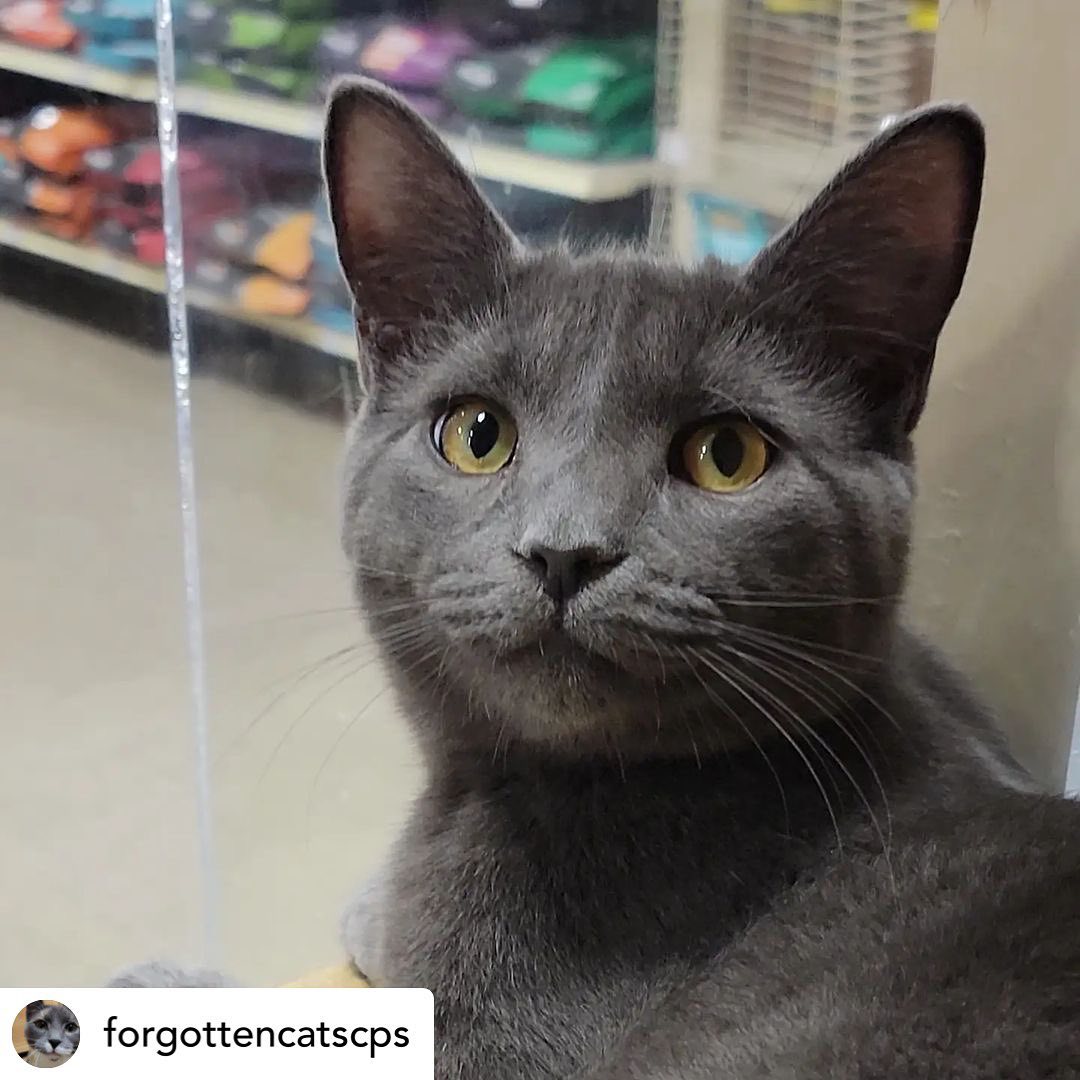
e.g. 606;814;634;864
12;1001;80;1068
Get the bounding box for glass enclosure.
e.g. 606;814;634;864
2;0;1077;987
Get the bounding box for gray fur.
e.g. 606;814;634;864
322;82;1080;1078
22;1001;79;1065
114;86;1080;1078
109;961;233;987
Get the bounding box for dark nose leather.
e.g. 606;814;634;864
523;544;625;604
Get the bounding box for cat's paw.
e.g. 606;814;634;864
341;871;389;984
108;961;234;988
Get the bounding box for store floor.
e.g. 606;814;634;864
0;296;419;986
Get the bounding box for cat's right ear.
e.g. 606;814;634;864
24;1001;44;1019
323;79;517;384
743;105;984;436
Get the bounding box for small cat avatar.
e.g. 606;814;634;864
20;1001;79;1068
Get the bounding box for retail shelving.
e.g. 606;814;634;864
0;42;657;201
0;216;357;360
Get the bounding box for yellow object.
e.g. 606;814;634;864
764;0;839;14
437;399;518;475
253;210;314;282
681;420;770;494
238;273;310;317
283;963;371;989
909;1;938;32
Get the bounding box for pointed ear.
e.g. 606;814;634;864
24;1001;45;1020
744;105;985;435
323;79;517;380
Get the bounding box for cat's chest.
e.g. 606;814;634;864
388;778;823;988
385;808;824;1080
389;838;698;1077
381;763;875;1078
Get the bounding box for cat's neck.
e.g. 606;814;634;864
400;626;1001;793
423;701;930;846
397;717;923;973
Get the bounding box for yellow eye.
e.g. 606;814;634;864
680;419;770;493
436;399;518;474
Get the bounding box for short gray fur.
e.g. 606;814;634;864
22;1001;79;1066
113;82;1080;1078
322;80;1080;1078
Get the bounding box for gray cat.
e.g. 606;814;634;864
118;82;1080;1077
21;1001;79;1067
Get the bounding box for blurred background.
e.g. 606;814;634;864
1;0;1077;986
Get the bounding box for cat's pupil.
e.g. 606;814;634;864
468;412;499;459
711;427;744;477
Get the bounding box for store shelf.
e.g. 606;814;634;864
0;217;357;360
0;40;156;99
660;128;857;261
443;134;654;202
691;133;853;220
0;216;164;287
190;285;356;360
0;43;657;200
180;82;323;139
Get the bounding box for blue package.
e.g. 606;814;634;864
690;193;773;265
309;302;354;336
83;39;159;70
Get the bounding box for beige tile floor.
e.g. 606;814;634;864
0;296;419;987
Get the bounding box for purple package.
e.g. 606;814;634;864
360;22;476;91
398;90;449;122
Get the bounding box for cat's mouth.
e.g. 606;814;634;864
502;622;655;683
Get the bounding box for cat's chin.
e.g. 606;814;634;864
444;632;646;745
32;1051;65;1065
447;632;721;758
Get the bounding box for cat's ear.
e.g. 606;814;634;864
744;105;984;434
24;1001;44;1019
323;79;517;381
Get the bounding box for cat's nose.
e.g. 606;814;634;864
45;1041;58;1052
521;544;625;604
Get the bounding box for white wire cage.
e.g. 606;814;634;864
649;0;937;256
723;0;918;147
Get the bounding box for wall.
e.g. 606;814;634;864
909;0;1080;789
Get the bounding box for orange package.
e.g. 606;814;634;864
20;107;120;179
0;0;79;51
25;176;96;225
238;273;311;317
253;210;314;282
208;206;314;283
34;214;91;241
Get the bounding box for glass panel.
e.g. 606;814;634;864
0;69;197;982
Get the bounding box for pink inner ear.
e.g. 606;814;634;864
859;130;972;263
743;111;982;433
329;105;407;257
324;84;515;364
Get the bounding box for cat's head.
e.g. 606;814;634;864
324;81;983;759
24;1001;79;1062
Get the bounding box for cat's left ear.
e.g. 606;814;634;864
323;78;517;382
744;105;984;434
